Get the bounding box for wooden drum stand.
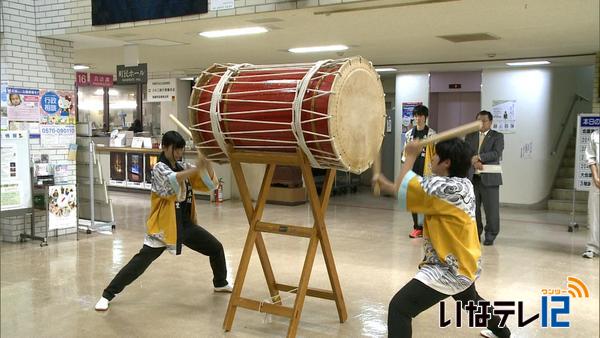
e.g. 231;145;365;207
223;146;347;337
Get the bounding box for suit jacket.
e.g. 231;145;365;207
465;129;504;186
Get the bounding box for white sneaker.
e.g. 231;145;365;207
480;329;499;338
95;297;110;311
214;284;233;293
582;250;595;259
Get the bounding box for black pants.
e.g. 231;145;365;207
411;213;422;230
411;164;424;231
102;224;227;300
473;175;500;241
388;279;510;338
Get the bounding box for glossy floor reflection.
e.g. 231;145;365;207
1;189;598;337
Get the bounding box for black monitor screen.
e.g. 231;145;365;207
92;0;208;26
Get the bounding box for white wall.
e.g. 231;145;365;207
394;73;430;176
481;66;592;205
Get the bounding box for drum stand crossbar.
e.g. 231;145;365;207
223;147;347;337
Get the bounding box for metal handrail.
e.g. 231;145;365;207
551;94;590;155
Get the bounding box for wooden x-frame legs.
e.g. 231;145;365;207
222;149;347;337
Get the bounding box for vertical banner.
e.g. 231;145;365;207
39;90;76;124
491;100;516;133
48;185;77;230
574;114;600;191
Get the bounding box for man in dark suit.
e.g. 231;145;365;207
465;110;504;246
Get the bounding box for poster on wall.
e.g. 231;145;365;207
40;124;76;146
491;100;516;133
127;153;144;188
39;90;76;124
401;102;422;132
8;121;40;138
48;185;77;230
7;87;40;121
109;152;127;186
1;81;7;130
147;78;176;102
0;130;32;211
574;114;600;192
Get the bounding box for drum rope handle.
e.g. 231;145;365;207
209;63;250;159
291;59;333;168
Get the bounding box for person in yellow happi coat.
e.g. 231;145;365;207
95;131;232;311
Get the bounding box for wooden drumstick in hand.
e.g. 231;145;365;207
169;114;208;161
416;120;482;146
169;114;194;139
372;150;381;196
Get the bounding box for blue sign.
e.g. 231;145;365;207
580;116;600;127
41;91;60;114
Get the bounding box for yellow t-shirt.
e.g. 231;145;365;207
398;170;482;295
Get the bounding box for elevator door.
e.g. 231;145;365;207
430;92;481;132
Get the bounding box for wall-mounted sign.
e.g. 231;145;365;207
491;99;516;133
39;90;75;124
147;78;176;102
210;0;234;11
116;63;147;84
574;114;600;191
7;87;40;121
0;131;32;211
90;73;114;87
77;72;114;87
40;124;76;146
76;72;89;86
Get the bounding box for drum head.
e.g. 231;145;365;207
328;57;385;174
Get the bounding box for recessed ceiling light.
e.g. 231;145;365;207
506;61;550;66
199;26;268;38
73;64;90;70
288;45;348;54
375;68;397;72
180;77;195;81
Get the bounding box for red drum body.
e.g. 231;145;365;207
189;56;385;174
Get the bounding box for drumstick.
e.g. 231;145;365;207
417;120;482;146
169;114;209;163
372;150;381;196
169;114;194;139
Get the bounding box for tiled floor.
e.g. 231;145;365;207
1;189;598;337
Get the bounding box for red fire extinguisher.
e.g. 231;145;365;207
214;178;224;203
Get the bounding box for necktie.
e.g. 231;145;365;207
478;132;485;153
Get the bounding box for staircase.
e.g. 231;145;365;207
547;135;588;212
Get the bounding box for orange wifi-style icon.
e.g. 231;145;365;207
567;276;590;298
